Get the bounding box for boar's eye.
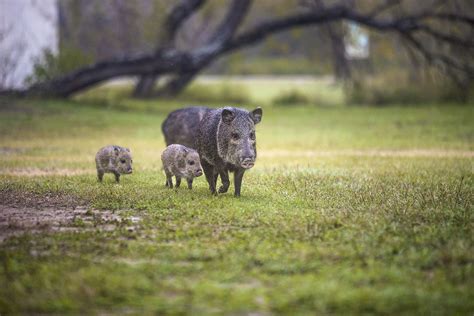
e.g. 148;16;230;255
231;132;240;140
188;160;195;165
249;131;255;140
121;159;126;163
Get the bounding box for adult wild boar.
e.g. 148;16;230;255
197;106;262;196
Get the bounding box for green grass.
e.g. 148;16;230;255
0;92;473;314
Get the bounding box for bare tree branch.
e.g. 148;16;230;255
133;0;206;97
163;0;207;47
417;25;474;49
154;0;252;97
368;0;403;17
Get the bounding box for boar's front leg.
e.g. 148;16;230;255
233;169;246;197
201;159;217;194
218;169;230;194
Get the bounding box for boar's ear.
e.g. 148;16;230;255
125;148;131;152
222;108;235;124
250;107;262;124
113;146;120;155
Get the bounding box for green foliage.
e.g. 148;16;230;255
74;81;252;108
272;90;310;106
26;46;93;85
346;71;474;106
178;82;251;104
220;56;331;75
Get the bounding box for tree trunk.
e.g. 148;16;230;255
138;0;251;98
132;74;158;98
132;0;206;98
311;0;351;81
157;72;198;96
326;22;351;80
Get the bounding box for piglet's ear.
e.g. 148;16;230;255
222;108;235;124
125;148;131;152
250;107;262;124
113;146;120;155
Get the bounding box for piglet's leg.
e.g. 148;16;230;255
187;178;193;189
97;170;104;182
114;171;121;183
175;176;182;188
165;171;173;188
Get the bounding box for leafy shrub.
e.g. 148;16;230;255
345;71;473;106
26;46;93;85
75;81;252;111
222;56;330;76
272;90;310;105
177;83;251;104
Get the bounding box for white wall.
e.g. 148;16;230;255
0;0;58;89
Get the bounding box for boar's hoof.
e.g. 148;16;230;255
218;185;229;194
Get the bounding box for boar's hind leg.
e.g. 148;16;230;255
201;160;217;194
234;169;246;197
218;169;230;194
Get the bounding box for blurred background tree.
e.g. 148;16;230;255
7;0;474;104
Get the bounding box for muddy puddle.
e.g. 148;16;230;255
0;204;141;243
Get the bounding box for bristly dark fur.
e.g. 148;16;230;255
161;106;210;149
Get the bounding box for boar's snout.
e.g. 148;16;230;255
240;155;255;169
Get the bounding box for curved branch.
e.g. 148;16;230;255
28;51;195;97
133;0;206;98
164;0;206;46
154;0;252;97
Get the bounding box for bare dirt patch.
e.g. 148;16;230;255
0;204;141;243
0;189;85;209
0;188;139;243
0;168;92;177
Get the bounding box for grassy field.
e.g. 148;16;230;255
0;80;473;314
